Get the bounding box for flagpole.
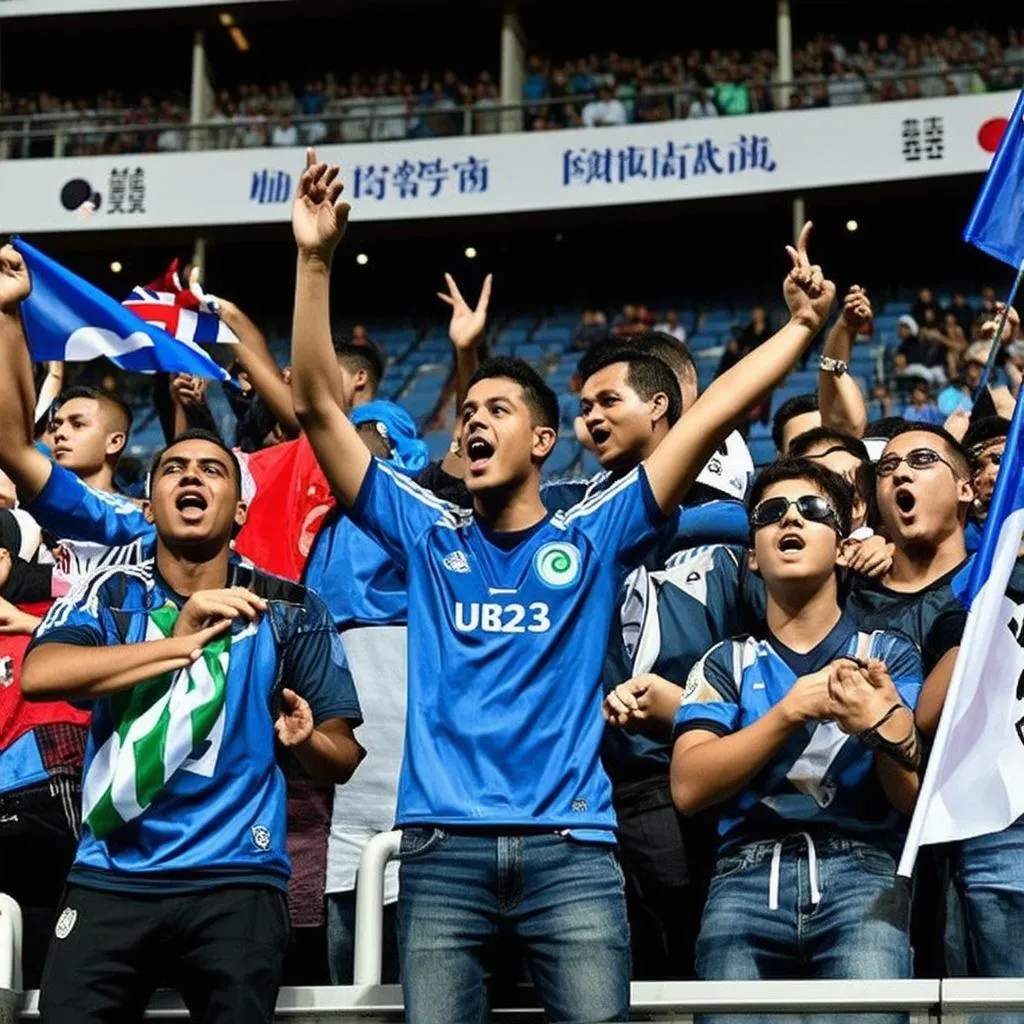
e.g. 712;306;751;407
975;256;1024;399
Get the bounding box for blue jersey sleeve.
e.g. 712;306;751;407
672;500;750;548
26;462;154;546
349;457;458;573
28;571;114;650
869;631;924;711
282;588;363;727
673;641;741;739
561;465;669;573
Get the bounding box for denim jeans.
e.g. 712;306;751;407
946;815;1024;1024
397;828;630;1024
325;890;400;985
695;833;912;1024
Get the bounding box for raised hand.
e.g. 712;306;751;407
0;244;31;313
437;272;493;351
292;148;351;263
783;222;836;332
780;665;834;725
170;373;208;408
840;284;872;331
828;658;901;735
839;533;894;579
275;687;314;747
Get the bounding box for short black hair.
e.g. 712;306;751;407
336;341;384;394
771;393;819;453
580;346;683;426
630;330;697;388
747;457;854;538
863;416;907;442
148;428;242;498
467;357;560;433
57;385;134;437
963;415;1011;457
883;422;971;479
789;426;870;463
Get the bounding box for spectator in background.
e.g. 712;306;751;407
827;59;867;105
582;83;628;127
912;287;943;327
713;65;750;115
654;310;687;344
574;309;610;351
272;115;300;147
771;393;820;455
903;381;945;425
716;304;771;377
473;83;500;134
613;303;644;338
947;292;975;337
894;314;947;387
688;89;719;118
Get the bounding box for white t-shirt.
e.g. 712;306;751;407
271;123;299;147
326;625;406;903
688;99;718;118
582;98;627;127
653;321;687;344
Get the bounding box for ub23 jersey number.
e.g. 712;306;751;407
454;601;551;635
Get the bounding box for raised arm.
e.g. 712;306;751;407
216;297;302;437
646;223;835;514
436;271;491;477
819;285;870;438
0;246;54;499
289;149;370;508
34;361;64;430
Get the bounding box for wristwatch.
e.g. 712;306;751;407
819;355;848;377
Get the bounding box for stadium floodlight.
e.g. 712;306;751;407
846;219;859;232
110;261;123;274
464;246;477;259
218;12;234;26
356;253;369;266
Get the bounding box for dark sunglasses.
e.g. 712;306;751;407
750;494;840;532
968;443;1004;469
876;447;956;478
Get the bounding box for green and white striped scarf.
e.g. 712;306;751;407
81;603;231;838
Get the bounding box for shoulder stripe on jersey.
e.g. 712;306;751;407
378;461;467;529
561;466;641;525
41;561;154;632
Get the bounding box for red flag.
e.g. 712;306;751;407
235;436;336;581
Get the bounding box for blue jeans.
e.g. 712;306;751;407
397;828;630;1024
325;890;400;985
696;834;912;1024
947;815;1024;1024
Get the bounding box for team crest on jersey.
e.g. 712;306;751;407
55;907;77;939
533;542;581;589
251;824;272;851
443;550;471;574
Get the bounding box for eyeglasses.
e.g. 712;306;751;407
968;443;1004;469
876;447;956;478
750;494;841;532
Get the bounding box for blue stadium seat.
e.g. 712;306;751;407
687;333;721;353
499;326;531;346
532;325;573;351
516;343;547;363
883;300;913;316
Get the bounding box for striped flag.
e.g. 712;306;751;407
81;603;230;838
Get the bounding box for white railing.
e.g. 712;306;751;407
351;829;402;986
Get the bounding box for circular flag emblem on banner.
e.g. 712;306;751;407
533;542;582;589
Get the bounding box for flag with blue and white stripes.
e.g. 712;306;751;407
12;237;231;381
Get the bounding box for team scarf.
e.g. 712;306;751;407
81;603;230;838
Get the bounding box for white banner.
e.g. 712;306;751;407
0;92;1014;234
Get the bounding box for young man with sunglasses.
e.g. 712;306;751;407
289;150;836;1024
669;459;922;1014
961;416;1009;552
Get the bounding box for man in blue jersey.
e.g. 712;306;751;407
22;428;364;1024
288;149;836;1022
670;460;922;1020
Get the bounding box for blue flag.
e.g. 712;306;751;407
12;237;230;381
898;359;1024;875
964;90;1024;267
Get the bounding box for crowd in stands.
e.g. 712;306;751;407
1;149;1024;1022
4;23;1023;156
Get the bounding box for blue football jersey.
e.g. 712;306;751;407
348;458;669;833
26;462;155;585
674;621;923;852
602;544;751;779
30;560;361;893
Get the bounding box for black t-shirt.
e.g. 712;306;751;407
845;561;969;675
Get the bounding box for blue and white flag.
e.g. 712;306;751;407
898;376;1024;876
12;237;230;381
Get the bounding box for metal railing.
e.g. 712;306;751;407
1;57;1021;160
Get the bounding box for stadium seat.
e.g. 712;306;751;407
748;437;777;467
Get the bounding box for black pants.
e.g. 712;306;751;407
39;884;290;1024
0;778;79;989
613;774;716;981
